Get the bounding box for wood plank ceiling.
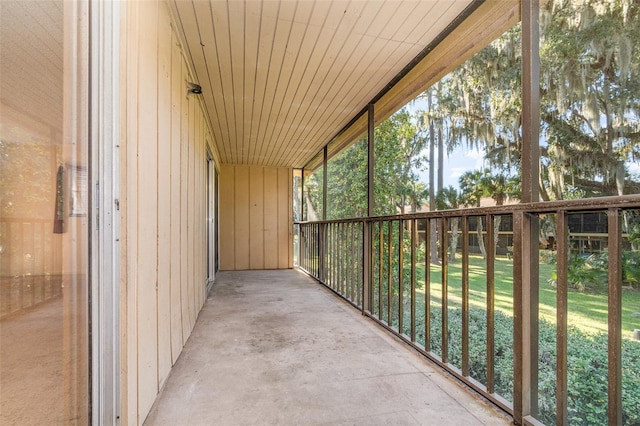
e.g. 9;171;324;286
0;0;63;136
171;0;473;168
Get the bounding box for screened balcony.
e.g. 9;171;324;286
2;0;640;424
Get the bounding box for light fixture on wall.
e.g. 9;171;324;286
187;82;202;94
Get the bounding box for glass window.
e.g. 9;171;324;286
0;1;90;423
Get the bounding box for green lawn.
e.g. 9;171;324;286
412;254;640;338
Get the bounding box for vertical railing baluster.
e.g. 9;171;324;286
310;224;313;274
335;222;339;289
608;208;622;426
411;219;417;343
352;222;357;302
316;223;320;278
346;222;350;298
309;224;313;275
325;224;330;285
327;223;338;288
312;224;316;276
341;223;351;299
344;222;349;297
425;218;431;352
556;210;569;425
388;221;393;327
308;224;311;273
442;217;449;363
339;222;343;294
357;221;362;307
363;220;371;313
346;222;350;299
361;221;366;308
399;220;404;334
356;222;361;305
349;222;353;299
20;222;25;309
319;223;322;279
486;214;495;394
378;221;384;321
312;224;315;274
462;216;470;377
337;222;341;292
301;225;305;271
336;223;340;287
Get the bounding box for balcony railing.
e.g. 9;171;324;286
0;218;63;318
298;195;640;425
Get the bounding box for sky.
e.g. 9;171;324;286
406;97;486;191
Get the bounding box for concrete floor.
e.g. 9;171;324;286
1;297;66;425
145;270;511;426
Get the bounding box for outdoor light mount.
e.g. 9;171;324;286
187;82;202;95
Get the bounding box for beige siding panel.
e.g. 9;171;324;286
135;0;159;419
263;167;279;269
179;62;191;341
197;115;205;308
218;165;292;271
187;96;196;330
278;167;292;269
156;4;172;389
249;167;264;269
169;30;183;364
219;165;235;270
121;3;217;423
234;166;250;270
122;2;139;423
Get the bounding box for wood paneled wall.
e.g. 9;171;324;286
220;165;293;271
120;1;215;423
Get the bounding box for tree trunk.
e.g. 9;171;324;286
477;219;487;259
493;215;502;257
449;218;459;262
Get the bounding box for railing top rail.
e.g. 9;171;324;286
296;195;640;225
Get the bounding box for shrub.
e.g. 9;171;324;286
567;252;609;293
413;306;640;425
540;249;557;264
623;250;640;289
548;249;640;293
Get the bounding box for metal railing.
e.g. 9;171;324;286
0;218;64;318
297;195;640;425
